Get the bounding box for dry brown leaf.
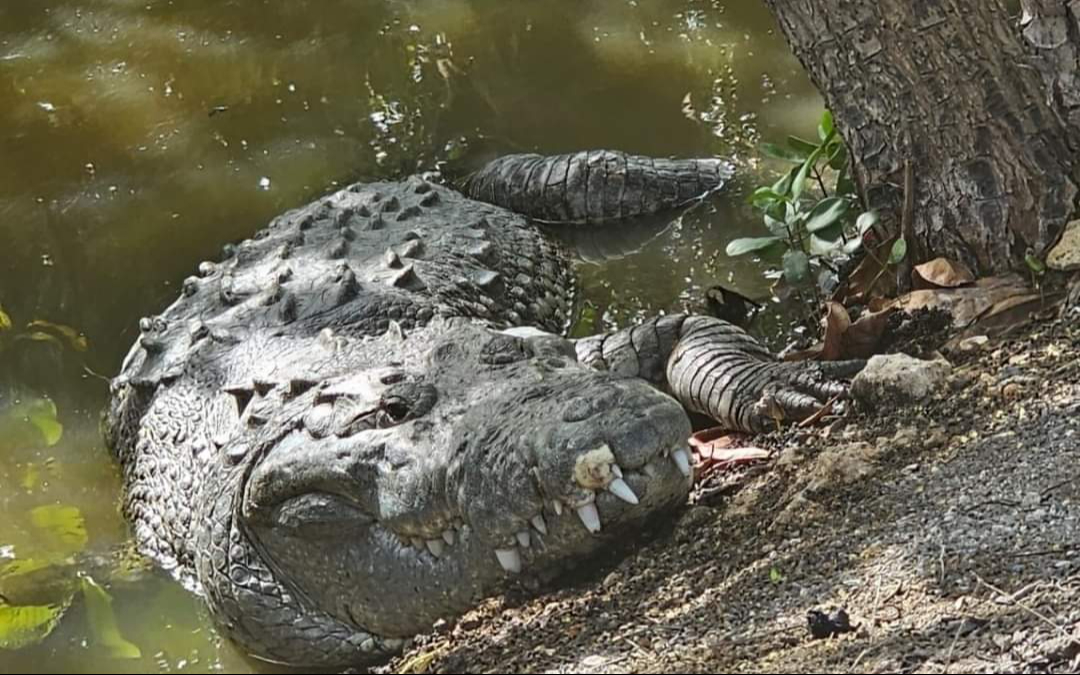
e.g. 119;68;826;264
836;235;899;304
820;301;851;360
912;257;975;289
841;307;896;358
889;274;1031;328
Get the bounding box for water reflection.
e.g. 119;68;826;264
0;1;820;671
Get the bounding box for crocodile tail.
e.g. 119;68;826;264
463;150;734;225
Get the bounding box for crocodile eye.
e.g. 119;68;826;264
381;397;411;425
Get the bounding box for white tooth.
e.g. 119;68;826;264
426;539;444;557
495;548;522;573
531;514;548;535
642;461;659;478
442;529;455;545
611;464;623;479
576;503;601;533
411;537;425;551
553;500;564;516
607;477;639;505
672;448;692;477
516;530;531;548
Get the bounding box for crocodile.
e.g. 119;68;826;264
104;151;862;668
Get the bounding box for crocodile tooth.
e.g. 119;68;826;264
552;500;564;516
611;464;623;479
426;539;444;558
516;530;531;548
607;478;639;505
530;514;548;535
642;461;660;478
410;537;425;552
672;448;692;477
576;503;601;533
495;549;522;574
442;529;455;545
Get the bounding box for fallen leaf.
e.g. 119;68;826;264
80;575;141;659
0;602;69;650
912;257;975;289
841;307;896;358
820;302;851;360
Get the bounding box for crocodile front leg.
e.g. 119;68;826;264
575;314;865;434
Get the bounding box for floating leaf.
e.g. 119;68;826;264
760;142;807;164
726;236;784;257
0;303;11;332
27;399;63;446
889;237;908;265
30;505;87;557
80;576;141;659
0;398;64;449
818;110;834;141
25;320;89;352
0;558;54;581
783;249;811;285
804;197;850;234
0;603;68;650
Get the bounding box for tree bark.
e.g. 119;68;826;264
762;0;1079;276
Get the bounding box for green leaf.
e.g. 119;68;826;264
771;166;798;199
791;151;820;203
804;197;850;233
786;135;820;156
889;237;908;265
783;249;811;285
30;505;87;557
856;210;880;236
0;398;64;451
80;576;141;659
818;110;834;141
827;141;847;171
760;142;807;164
0;603;68;650
809;234;843;256
844;235;865;254
763;213;788;237
769;566;784;584
0;303;11;332
749;187;788;209
726;236;784;257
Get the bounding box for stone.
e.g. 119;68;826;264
851;353;952;408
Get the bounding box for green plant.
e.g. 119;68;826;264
727;110;886;289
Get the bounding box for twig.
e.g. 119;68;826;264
974;575;1079;647
798;393;842;428
812;165;830;199
1041;477;1078;497
961;499;1021;516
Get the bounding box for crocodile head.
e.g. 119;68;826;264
200;320;692;663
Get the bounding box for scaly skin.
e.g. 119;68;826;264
105;164;858;668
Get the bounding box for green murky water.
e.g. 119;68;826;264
0;1;820;671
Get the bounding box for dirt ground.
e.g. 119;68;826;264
375;312;1080;675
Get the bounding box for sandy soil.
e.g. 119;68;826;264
377;314;1080;675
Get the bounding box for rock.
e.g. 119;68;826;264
851;353;952;409
1047;219;1080;271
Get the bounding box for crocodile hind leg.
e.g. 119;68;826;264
575;314;865;435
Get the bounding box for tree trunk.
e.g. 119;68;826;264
762;0;1079;277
